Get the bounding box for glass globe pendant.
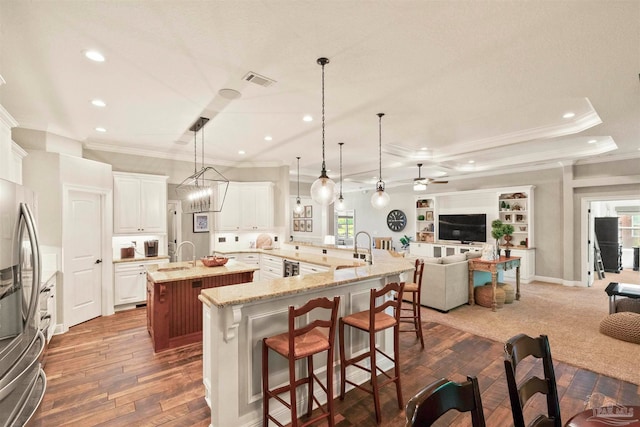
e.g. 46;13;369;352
310;57;336;206
371;113;390;209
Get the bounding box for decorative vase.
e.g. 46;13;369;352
504;235;513;247
504;249;511;258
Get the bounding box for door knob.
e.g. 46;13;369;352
95;259;103;264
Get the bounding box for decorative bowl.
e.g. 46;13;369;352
201;256;229;267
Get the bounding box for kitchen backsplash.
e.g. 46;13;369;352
211;231;283;252
112;234;167;259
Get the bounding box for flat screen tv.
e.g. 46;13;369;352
438;214;487;243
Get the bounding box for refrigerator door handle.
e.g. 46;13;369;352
20;203;41;329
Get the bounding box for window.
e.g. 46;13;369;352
335;210;355;246
618;213;640;248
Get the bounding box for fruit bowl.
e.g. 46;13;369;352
201;256;229;267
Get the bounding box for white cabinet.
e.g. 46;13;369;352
260;254;283;280
216;182;274;231
40;273;57;343
0;105;25;184
114;260;166;308
223;252;260;282
410;242;481;258
299;261;329;276
113;172;168;234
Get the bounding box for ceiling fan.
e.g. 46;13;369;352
413;163;448;190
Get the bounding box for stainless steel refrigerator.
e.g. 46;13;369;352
0;178;46;426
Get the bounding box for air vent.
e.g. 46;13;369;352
243;71;276;87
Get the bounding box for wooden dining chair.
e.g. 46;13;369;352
405;376;486;427
262;296;340;427
503;333;561;427
339;282;405;424
400;258;425;348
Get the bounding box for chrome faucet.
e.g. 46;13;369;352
354;231;373;265
175;241;196;266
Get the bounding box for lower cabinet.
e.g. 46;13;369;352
260;254;283;280
299;262;329;276
114;260;167;309
410;242;482;258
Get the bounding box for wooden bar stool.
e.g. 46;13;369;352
262;296;340;427
338;282;405;424
400;258;425;348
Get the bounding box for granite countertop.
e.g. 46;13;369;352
146;259;259;284
113;255;170;264
214;249;364;268
199;257;414;308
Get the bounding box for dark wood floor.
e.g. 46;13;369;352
28;306;639;427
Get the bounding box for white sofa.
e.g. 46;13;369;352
414;252;482;312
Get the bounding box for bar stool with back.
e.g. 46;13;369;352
338;281;405;424
262;296;340;427
400;258;425;348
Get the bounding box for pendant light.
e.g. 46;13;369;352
335;142;346;211
294;156;304;214
310;57;336;206
371;113;390;209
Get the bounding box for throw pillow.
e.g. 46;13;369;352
466;251;482;260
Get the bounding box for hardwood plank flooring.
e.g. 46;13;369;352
28;307;639;427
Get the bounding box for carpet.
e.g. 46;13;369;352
421;269;640;385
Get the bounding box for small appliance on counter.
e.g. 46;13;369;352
144;240;159;257
120;244;135;259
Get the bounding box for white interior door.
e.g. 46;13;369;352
66;190;102;327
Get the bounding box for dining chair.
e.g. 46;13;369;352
339;281;405;424
503;333;561;427
400;258;425;348
262;296;340;427
405;376;486;427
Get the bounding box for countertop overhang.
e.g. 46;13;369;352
146;259;259;284
199;258;414;308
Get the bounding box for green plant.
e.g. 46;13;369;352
491;219;504;240
399;235;412;249
502;223;514;236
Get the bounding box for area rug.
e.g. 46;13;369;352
421;271;640;385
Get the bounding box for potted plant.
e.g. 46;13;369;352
502;223;514;247
399;235;412;250
491;219;505;257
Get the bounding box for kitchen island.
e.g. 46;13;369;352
198;257;414;427
146;259;258;352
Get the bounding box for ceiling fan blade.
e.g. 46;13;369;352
429;179;449;184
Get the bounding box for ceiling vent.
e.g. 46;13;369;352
243;71;276;87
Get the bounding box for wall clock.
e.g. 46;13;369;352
386;209;407;232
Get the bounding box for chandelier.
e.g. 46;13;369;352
176;117;229;214
371;113;390;209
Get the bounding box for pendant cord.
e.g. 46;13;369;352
201;124;205;174
321;62;326;171
296;156;301;198
377;113;384;184
338;142;344;197
193;129;197;176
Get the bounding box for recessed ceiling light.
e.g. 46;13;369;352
588;139;597;144
95;127;106;132
468;160;475;164
91;99;106;107
563;112;575;119
264;136;273;141
420;147;428;151
238;150;245;155
84;50;105;62
218;88;242;100
303;115;313;122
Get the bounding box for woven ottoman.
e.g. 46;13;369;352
599;312;640;344
486;282;515;304
615;297;640;314
475;284;505;308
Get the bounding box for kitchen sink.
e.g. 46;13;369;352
157;266;191;272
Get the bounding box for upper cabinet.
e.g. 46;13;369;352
113;172;168;234
0;104;25;184
216;182;274;231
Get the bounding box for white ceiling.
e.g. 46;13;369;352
1;1;639;191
